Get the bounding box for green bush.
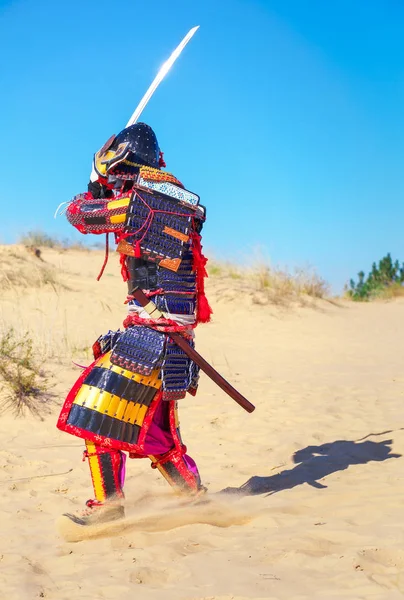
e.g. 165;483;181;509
348;253;404;301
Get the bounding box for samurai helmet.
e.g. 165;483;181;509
93;123;161;179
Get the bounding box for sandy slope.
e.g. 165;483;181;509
1;247;404;599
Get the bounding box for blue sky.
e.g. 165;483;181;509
1;0;403;291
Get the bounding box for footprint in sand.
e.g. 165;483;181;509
129;566;173;585
170;538;215;557
189;597;269;600
355;548;404;591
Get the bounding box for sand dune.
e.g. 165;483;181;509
1;246;404;599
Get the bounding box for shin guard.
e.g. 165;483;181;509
149;447;203;495
84;441;126;503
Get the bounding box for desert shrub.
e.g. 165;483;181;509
0;246;64;291
207;262;223;277
18;230;60;248
2;264;60;290
0;328;52;419
208;260;328;306
294;268;329;298
18;230;86;250
208;261;242;280
347;253;404;301
253;265;328;305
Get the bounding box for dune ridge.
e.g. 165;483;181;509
1;245;404;599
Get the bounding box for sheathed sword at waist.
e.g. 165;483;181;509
129;287;255;414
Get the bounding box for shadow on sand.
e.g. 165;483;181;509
221;438;401;496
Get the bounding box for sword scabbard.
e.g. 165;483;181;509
169;331;255;413
129;287;255;413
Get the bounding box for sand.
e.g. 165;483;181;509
1;247;404;599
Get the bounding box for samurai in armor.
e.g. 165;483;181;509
57;122;212;525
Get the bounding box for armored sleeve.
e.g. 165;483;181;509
65;193;130;236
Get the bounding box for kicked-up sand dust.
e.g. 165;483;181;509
57;491;252;543
1;246;404;599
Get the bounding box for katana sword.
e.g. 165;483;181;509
129;287;256;414
90;26;200;182
126;26;200;127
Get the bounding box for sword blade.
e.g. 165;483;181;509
126;26;200;128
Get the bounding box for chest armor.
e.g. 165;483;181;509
127;250;197;316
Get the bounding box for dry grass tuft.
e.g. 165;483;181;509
0;328;53;419
0;245;64;291
18;230;87;251
208;260;329;306
0;243;329;368
373;283;404;301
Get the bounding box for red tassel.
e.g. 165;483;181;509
191;231;212;324
159;151;166;168
96;233;109;281
119;253;129;282
134;240;142;258
191;231;207;275
197;293;213;324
